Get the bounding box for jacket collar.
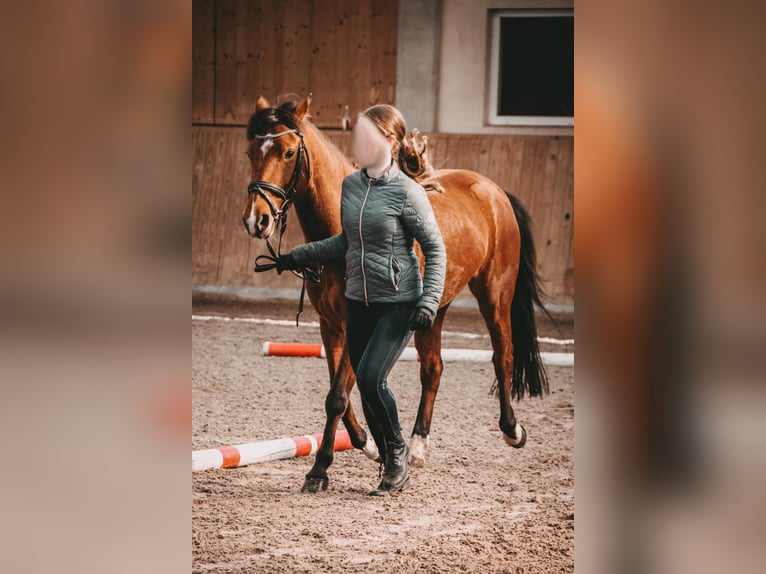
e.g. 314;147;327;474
361;158;400;186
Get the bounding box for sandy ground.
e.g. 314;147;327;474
192;297;574;573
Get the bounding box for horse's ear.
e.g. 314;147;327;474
254;95;271;113
294;93;313;123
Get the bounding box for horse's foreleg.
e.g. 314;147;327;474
318;322;368;450
301;363;348;492
410;305;449;468
302;325;374;493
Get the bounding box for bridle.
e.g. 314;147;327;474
247;127;321;325
247;128;309;235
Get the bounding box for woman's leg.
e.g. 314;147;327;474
353;300;417;442
345;299;387;458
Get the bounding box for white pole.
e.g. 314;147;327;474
262;342;574;367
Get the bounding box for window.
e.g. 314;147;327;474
487;9;574;126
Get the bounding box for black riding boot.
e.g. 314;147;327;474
368;432;411;496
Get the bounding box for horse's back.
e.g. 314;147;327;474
422;168;514;209
421;168;517;232
415;168;519;298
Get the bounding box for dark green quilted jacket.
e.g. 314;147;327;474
290;159;446;317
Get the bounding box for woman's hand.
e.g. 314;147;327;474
409;307;435;331
275;251;300;273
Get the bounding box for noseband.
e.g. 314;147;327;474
248;128;320;325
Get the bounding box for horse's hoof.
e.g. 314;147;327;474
361;434;380;461
409;434;429;467
301;475;328;493
409;455;425;468
502;423;527;448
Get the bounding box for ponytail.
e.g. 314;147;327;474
361;105;439;185
397;128;436;181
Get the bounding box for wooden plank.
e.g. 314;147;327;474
192;0;216;123
215;0;280;124
347;0;371;118
551;137;574;300
308;0;343;127
370;0;398;106
213;0;240;123
281;0;313;100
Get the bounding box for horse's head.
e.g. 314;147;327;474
242;94;312;239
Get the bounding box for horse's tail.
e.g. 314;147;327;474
506;193;551;400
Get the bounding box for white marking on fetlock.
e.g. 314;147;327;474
503;423;524;447
361;434;380;461
409;435;430;467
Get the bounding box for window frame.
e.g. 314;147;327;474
486;8;574;127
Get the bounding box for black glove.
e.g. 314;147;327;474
275;251;300;273
409;307;435;331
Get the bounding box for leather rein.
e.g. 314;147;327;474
248;128;321;326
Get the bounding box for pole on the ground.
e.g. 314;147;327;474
193;430;352;472
262;341;574;367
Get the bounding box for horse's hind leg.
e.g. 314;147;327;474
469;278;526;448
410;304;449;467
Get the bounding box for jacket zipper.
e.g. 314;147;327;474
359;179;372;306
391;232;400;292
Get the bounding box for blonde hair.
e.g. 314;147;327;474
361;104;436;181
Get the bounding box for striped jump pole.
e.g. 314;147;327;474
262;341;574;367
192;430;353;472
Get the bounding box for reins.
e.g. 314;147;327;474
249;128;321;326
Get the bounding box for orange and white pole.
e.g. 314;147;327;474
261;341;574;367
192;430;352;472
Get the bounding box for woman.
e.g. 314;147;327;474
276;104;447;496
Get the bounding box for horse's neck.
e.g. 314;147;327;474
294;182;338;242
294;128;354;242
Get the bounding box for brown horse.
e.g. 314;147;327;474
242;95;549;493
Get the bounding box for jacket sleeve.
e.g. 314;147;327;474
290;231;347;265
400;183;446;317
289;185;348;265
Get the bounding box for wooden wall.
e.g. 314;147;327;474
192;0;574;303
192;125;574;303
192;0;398;127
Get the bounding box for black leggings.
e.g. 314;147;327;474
346;297;417;450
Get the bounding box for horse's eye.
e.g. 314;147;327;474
244;150;252;159
285;149;295;159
